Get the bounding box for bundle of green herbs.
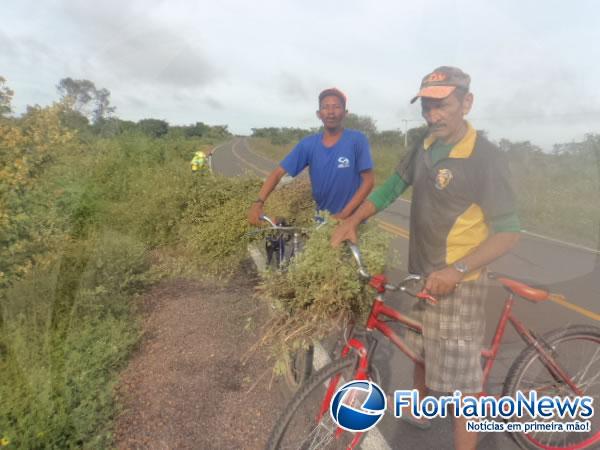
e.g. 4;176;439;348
257;208;392;374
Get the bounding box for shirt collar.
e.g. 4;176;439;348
423;122;477;159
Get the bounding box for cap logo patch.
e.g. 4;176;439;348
427;72;447;83
435;168;453;190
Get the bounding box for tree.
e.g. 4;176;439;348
92;87;116;123
498;139;543;156
553;133;600;158
59;108;89;131
407;125;429;147
185;121;209;137
56;78;116;123
343;113;378;138
207;125;231;139
0;76;14;117
371;130;404;148
92;117;136;137
137;119;169;138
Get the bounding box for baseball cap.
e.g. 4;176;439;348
410;66;471;104
319;87;347;108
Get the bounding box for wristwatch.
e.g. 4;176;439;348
453;261;470;274
253;198;265;204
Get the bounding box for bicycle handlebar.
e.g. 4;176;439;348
346;242;438;305
248;215;311;233
260;215;277;228
347;243;370;280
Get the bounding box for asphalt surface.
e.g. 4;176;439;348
213;137;600;450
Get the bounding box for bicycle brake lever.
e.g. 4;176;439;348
416;291;438;306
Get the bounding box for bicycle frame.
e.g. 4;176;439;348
260;215;315;270
337;273;584;398
271;244;600;450
265;229;301;270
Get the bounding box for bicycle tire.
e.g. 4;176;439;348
284;344;314;393
502;325;600;450
267;356;377;450
265;237;282;269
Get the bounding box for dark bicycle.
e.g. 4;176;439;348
250;215;326;392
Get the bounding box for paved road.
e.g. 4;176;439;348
213;137;600;450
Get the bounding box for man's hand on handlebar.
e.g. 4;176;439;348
331;219;359;247
247;201;265;226
425;267;463;296
330;201;377;248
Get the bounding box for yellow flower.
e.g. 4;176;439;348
0;437;10;446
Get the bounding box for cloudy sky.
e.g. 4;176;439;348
2;0;599;149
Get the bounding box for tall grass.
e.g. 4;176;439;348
0;121;241;448
1;234;145;449
509;148;600;246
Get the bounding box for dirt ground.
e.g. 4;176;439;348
114;264;288;450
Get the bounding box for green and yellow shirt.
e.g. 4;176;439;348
369;123;519;281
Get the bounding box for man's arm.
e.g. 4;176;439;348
333;170;374;220
247;166;287;225
331;172;408;246
425;231;520;296
330;200;378;246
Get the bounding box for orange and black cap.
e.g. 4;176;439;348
410;66;471;104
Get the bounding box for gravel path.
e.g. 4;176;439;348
114;267;287;450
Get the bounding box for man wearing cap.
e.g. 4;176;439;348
331;67;520;450
248;88;374;224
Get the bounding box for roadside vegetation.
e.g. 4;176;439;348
249;119;600;248
0;77;251;449
0;77;391;449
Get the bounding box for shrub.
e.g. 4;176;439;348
0;232;145;449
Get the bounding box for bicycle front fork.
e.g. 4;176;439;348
340;332;379;380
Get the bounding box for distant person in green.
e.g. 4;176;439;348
332;66;521;450
191;149;212;174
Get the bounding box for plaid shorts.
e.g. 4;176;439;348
404;276;488;393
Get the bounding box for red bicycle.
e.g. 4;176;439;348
266;244;600;450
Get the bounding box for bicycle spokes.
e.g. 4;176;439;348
507;330;600;449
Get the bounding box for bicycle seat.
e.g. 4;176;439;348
488;272;549;302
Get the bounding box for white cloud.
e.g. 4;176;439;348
2;0;600;148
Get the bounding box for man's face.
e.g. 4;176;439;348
420;91;473;142
317;95;346;130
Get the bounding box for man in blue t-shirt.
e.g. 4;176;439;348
248;88;374;224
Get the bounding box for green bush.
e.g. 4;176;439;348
178;175;262;275
137;118;169;138
0;233;145;449
0;100;236;448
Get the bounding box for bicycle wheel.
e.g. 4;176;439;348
284;344;314;393
265;237;282;269
502;325;600;450
267;356;379;450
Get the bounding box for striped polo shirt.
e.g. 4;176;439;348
397;123;516;281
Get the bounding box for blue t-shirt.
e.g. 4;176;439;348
280;129;373;214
